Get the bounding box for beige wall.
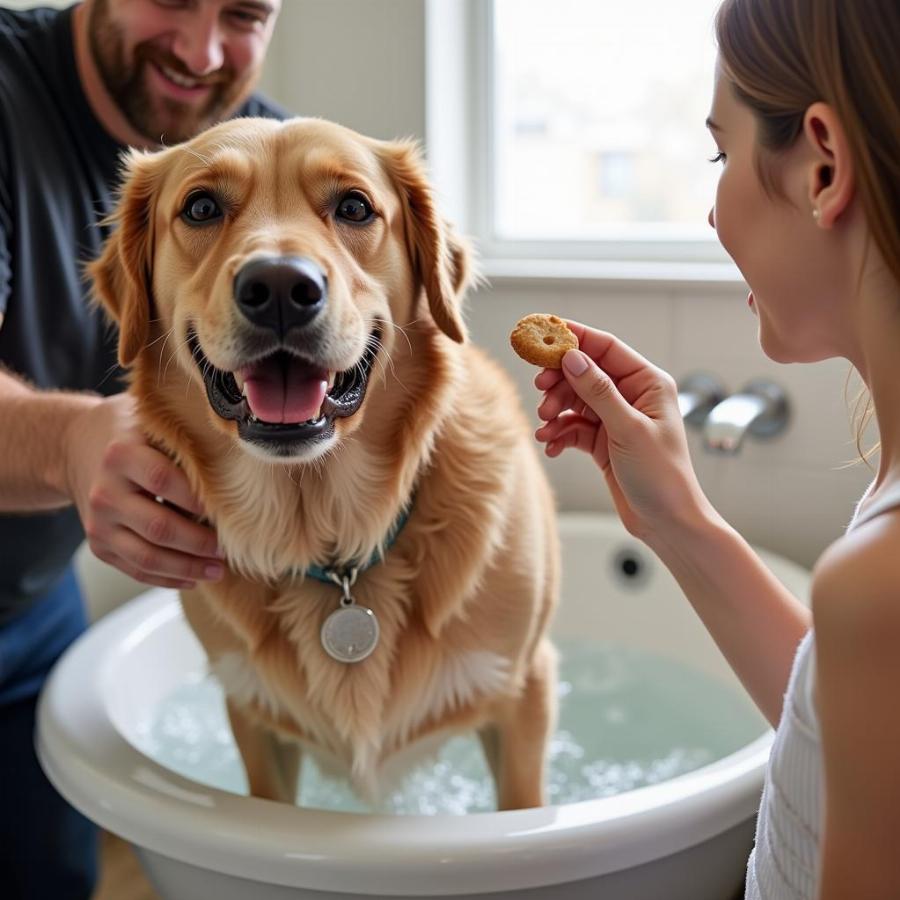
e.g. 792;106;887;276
260;0;426;141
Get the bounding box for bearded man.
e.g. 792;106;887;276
0;3;285;896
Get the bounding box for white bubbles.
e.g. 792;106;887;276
135;640;762;814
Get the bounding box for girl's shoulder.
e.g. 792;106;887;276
812;507;900;636
812;512;900;887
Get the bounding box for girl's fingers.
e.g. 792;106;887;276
538;375;579;421
564;321;655;375
562;322;667;406
534;324;656;392
536;413;610;463
534;368;564;391
533;326;668;435
542;418;611;468
535;411;593;443
559;350;640;431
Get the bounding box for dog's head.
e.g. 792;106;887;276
90;117;472;462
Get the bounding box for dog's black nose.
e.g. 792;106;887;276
233;256;327;336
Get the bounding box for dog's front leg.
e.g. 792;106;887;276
227;700;303;804
479;638;558;811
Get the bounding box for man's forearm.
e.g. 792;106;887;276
0;369;102;511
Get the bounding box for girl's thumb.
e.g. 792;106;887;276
561;349;632;428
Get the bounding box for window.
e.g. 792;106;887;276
481;0;728;265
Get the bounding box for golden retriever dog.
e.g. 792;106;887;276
89;116;559;810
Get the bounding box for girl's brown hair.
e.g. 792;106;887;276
715;0;900;459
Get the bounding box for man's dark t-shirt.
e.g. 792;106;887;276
0;5;286;623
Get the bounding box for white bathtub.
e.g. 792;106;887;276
37;513;809;900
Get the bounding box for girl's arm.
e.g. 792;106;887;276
534;323;810;726
814;514;900;899
643;502;811;727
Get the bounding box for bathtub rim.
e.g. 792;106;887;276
37;550;782;896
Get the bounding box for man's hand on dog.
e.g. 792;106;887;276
64;393;224;589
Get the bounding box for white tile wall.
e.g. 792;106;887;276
467;276;876;570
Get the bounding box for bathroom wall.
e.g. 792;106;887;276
57;0;874;617
254;0;874;568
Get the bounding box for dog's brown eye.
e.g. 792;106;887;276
336;192;374;224
182;191;223;224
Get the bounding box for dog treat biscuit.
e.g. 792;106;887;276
509;314;578;368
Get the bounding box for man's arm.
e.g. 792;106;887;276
0;366;225;589
0;366;101;510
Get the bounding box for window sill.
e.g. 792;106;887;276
479;257;745;291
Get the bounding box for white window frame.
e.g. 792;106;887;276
425;0;742;285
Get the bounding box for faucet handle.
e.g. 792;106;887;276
704;378;790;454
676;372;726;427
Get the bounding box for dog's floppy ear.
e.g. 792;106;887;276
379;140;472;344
89;148;163;367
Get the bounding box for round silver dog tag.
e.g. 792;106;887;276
321;604;379;663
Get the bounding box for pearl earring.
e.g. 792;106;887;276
812;209;821;220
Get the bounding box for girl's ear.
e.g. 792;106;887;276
803;102;855;229
88;148;164;367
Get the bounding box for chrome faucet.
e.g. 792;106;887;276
703;379;790;454
676;372;726;428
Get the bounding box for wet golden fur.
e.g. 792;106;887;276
90;117;559;808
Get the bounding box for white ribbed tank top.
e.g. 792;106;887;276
745;480;900;899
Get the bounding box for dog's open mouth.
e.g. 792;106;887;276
188;328;380;451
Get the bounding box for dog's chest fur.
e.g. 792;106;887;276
209;586;513;797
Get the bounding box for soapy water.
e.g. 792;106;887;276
133;640;763;815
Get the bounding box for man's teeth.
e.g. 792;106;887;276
160;64;201;89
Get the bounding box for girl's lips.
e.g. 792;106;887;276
748;291;755;309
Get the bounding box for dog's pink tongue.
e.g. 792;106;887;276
240;356;328;424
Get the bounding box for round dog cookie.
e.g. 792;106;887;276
509;314;578;368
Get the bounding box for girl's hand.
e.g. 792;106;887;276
534;321;708;541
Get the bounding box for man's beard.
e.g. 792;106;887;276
88;0;259;145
